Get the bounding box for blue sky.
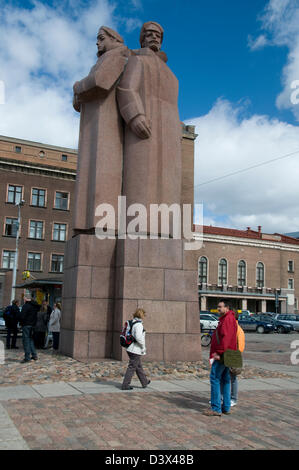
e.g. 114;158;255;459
1;0;299;233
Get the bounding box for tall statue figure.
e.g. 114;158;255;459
117;22;182;233
73;26;130;232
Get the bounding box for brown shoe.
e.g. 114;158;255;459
203;409;222;417
222;411;231;415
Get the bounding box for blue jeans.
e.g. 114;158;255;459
230;372;238;402
22;326;37;361
210;360;231;413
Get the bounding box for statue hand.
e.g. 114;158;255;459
130;115;151;139
73;94;81;112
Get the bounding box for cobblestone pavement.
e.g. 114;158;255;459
1;387;299;450
0;332;298;450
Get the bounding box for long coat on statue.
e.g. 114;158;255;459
73;45;129;232
117;47;182;233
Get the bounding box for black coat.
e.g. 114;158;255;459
19;301;40;327
4;304;19;328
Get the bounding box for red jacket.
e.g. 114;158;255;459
210;310;237;359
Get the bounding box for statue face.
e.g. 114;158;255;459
96;30;117;56
142;25;162;52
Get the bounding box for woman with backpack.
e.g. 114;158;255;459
33;306;48;349
121;308;151;390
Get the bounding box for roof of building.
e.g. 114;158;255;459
194;225;299;246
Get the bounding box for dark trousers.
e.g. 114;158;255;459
6;326;18;348
52;332;60;350
122;352;148;388
33;331;46;349
22;326;37;361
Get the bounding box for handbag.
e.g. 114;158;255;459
215;329;243;372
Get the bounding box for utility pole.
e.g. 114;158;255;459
10;200;24;303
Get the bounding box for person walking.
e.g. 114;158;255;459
49;303;61;353
122;308;150;390
42;300;53;349
4;299;20;349
204;299;238;416
33;306;48;349
19;297;40;363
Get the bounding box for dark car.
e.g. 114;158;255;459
238;314;275;334
274;314;299;332
253;314;294;334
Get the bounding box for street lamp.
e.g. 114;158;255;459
10;199;25;303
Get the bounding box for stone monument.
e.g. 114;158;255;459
60;23;200;361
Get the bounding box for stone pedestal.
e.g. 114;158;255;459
61;235;201;361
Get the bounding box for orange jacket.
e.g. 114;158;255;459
237;323;245;353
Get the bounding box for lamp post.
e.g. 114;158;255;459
10;200;25;303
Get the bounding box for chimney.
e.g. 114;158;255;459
246;227;251;231
258;226;262;236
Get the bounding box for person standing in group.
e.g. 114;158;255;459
33;306;48;349
19;297;40;363
122;308;150;390
49;303;61;353
204;299;237;416
40;300;52;349
4;299;20;350
230;312;245;407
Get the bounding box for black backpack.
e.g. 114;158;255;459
3;305;12;323
120;320;139;348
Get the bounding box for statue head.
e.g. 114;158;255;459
139;21;164;52
96;26;124;57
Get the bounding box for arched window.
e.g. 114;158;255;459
218;258;227;285
256;262;264;288
198;256;208;283
238;260;246;286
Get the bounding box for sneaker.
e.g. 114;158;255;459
31;356;38;361
203;409;222;417
11;346;19;349
21;359;31;363
222;410;231;415
231;400;237;407
121;386;133;390
142;380;151;389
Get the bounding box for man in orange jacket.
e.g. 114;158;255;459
204;299;238;416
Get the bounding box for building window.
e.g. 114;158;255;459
2;250;15;269
31;188;46;207
53;223;67;241
5;218;18;237
198;256;208;283
55;192;69;210
288;260;294;272
39;151;45;158
288;279;294;290
238;260;246;286
256;262;264;288
51;254;64;273
29;220;44;239
218;258;227;285
7;185;22;204
15;146;21;153
27;252;42;271
61;154;68;162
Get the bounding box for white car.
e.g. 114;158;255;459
200;313;219;331
0;316;6;331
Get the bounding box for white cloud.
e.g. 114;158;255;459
0;0;139;148
188;99;299;233
249;0;299;120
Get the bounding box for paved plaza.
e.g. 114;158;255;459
0;332;299;450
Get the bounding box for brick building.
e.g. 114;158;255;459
0;135;76;307
0;125;197;307
195;225;299;314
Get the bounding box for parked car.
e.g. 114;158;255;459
238;314;275;333
274;314;299;332
237;310;255;316
253;314;294;334
0;310;6;332
199;313;219;331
